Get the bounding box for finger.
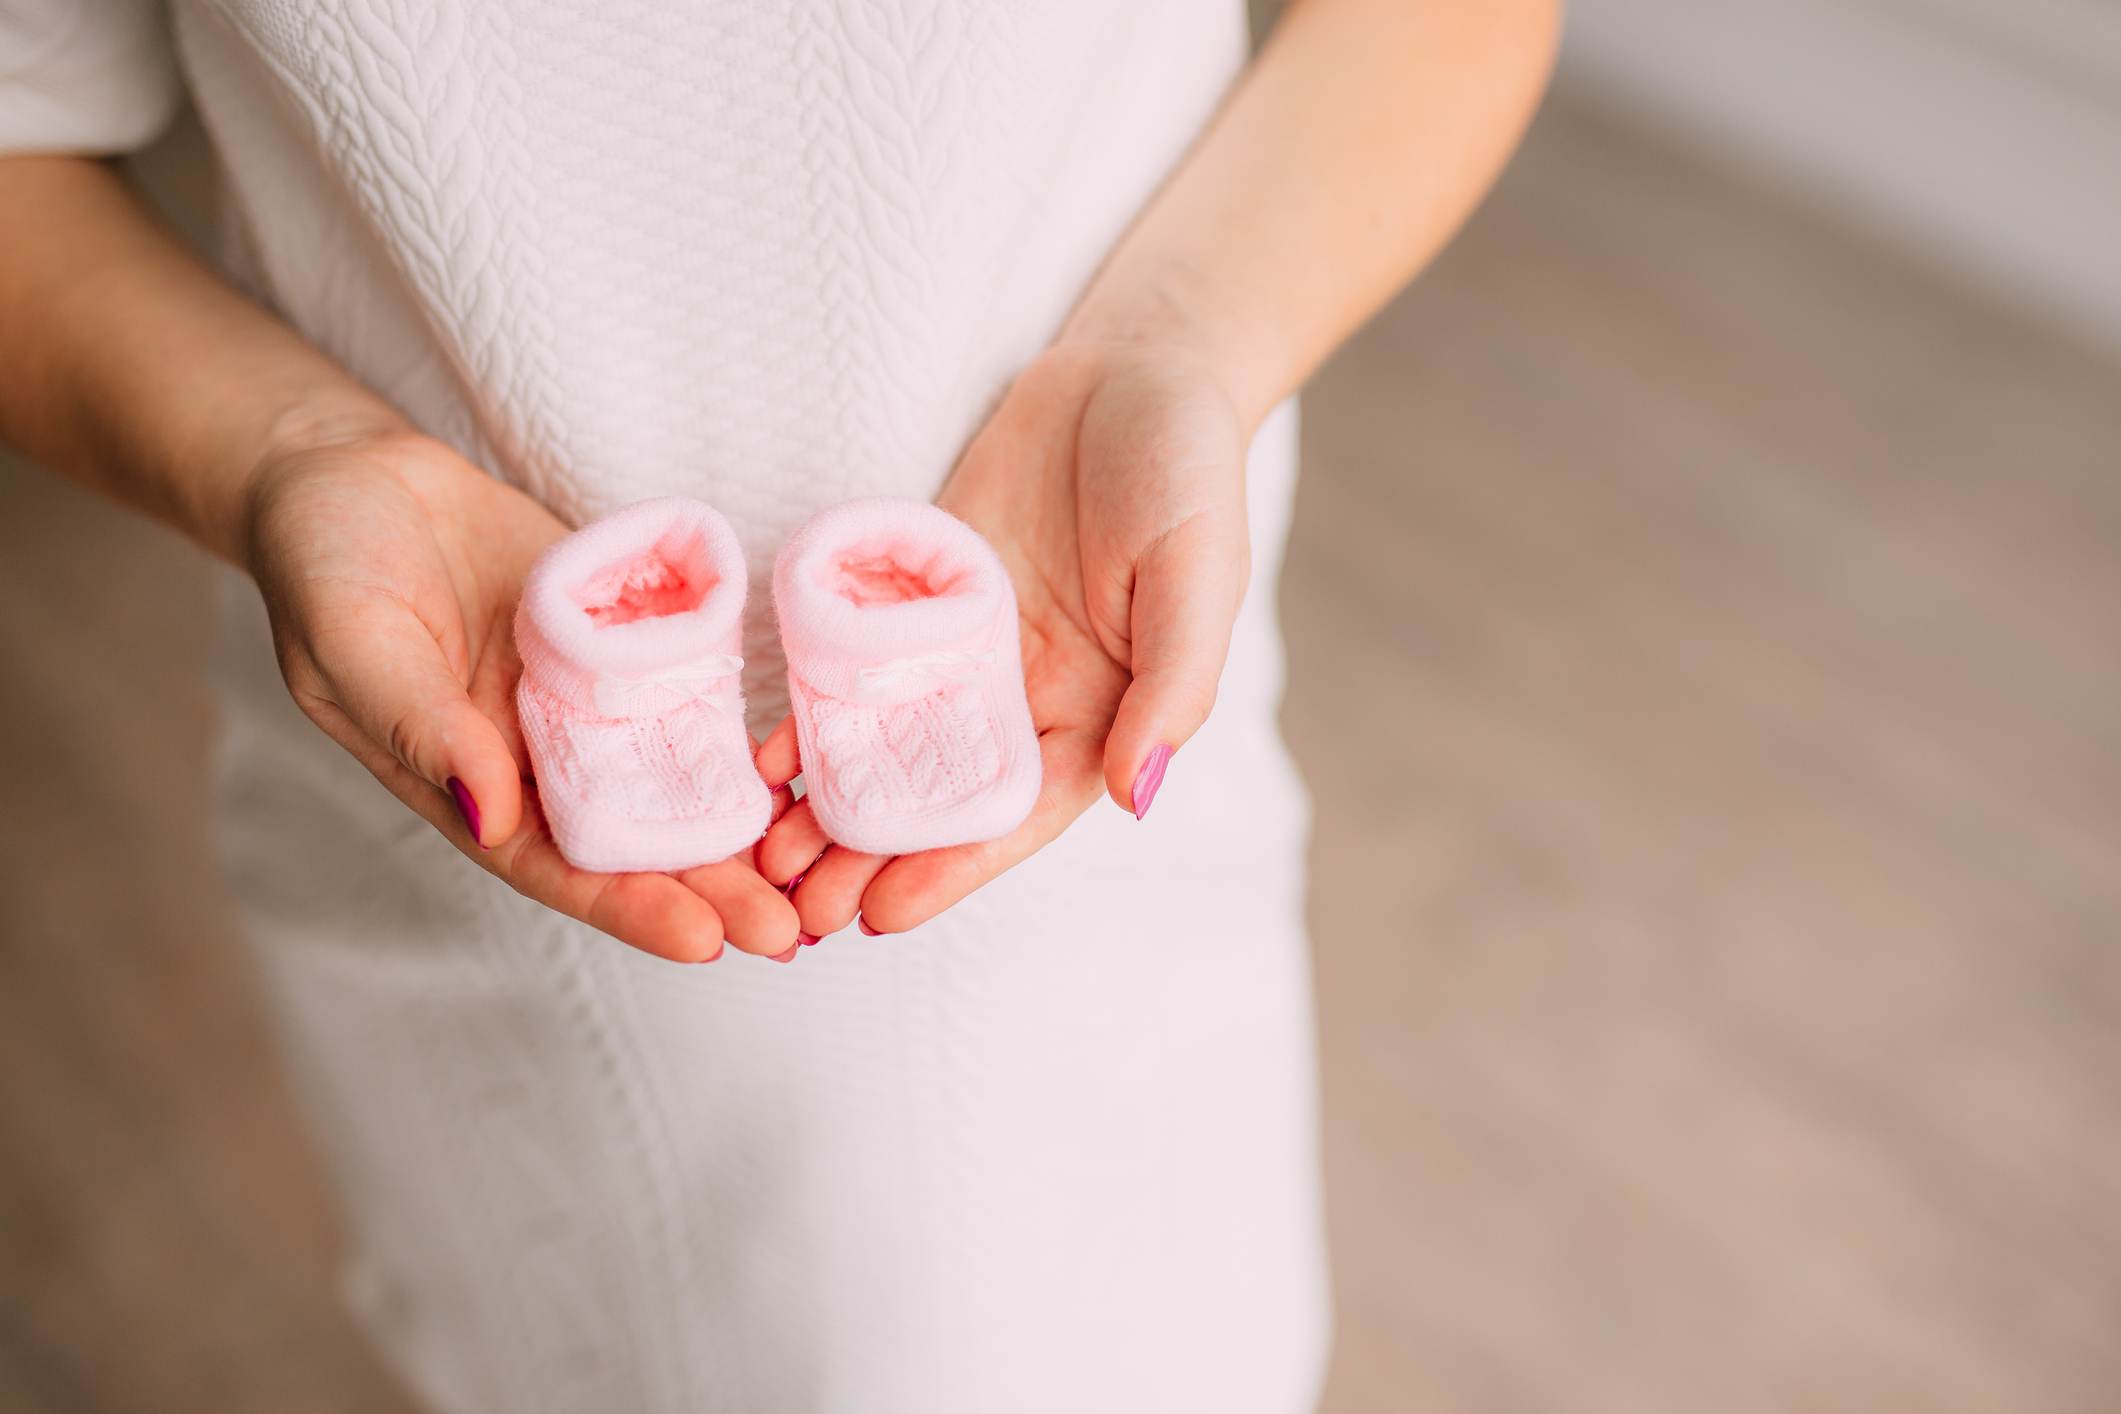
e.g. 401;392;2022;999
858;722;1106;932
739;724;799;827
1101;514;1248;819
766;780;797;827
675;855;801;957
468;602;535;779
757;797;832;887
307;723;728;963
292;608;524;848
496;798;729;963
292;683;518;860
755;714;801;788
792;842;891;937
578;872;726;964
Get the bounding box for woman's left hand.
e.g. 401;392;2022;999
753;337;1255;936
749;0;1566;939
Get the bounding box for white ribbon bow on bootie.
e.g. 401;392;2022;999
592;653;744;717
856;648;996;691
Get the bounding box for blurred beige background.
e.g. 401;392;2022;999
4;6;2119;1412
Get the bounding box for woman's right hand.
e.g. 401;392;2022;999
242;426;801;964
2;158;794;963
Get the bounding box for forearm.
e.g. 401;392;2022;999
0;156;404;565
1062;0;1560;425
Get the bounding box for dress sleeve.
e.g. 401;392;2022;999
0;0;180;156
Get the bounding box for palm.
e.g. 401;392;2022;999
249;431;801;962
252;347;1250;953
756;342;1251;935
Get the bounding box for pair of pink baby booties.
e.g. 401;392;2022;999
514;497;1040;874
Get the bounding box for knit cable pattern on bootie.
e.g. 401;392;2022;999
515;497;771;873
774;497;1040;856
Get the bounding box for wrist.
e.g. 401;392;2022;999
222;389;410;573
1056;260;1287;431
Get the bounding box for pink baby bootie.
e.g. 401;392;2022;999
515;497;771;874
774;497;1041;856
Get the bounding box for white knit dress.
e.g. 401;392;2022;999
3;2;1329;1410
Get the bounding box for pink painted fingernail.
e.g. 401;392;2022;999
1130;743;1174;821
796;931;820;947
769;943;801;964
447;776;486;848
857;917;881;936
782;870;808;897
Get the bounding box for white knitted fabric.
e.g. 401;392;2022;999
5;4;1331;1413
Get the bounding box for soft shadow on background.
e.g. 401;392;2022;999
4;7;2118;1412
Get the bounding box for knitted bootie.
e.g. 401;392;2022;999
515;497;770;873
774;497;1040;855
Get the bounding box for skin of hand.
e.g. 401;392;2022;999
755;0;1562;935
244;427;804;963
754;339;1250;934
0;156;799;964
0;0;1557;960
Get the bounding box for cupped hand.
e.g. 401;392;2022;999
755;339;1254;936
242;428;801;963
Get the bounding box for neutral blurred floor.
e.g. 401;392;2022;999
3;91;2118;1414
0;435;421;1400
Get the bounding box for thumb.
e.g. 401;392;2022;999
1102;511;1250;820
287;604;525;851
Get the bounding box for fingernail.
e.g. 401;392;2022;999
447;776;486;847
769;943;801;964
1131;743;1174;821
782;870;808;897
857;917;881;937
796;931;819;947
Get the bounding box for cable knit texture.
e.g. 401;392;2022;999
516;498;770;873
3;5;1332;1413
776;498;1039;854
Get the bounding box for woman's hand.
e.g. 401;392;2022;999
749;0;1561;940
244;427;802;963
3;0;1560;956
753;338;1253;935
0;158;797;965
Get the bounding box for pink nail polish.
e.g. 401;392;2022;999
769;943;801;964
1130;743;1174;821
782;869;808;897
796;931;820;947
857;917;881;936
447;776;486;848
